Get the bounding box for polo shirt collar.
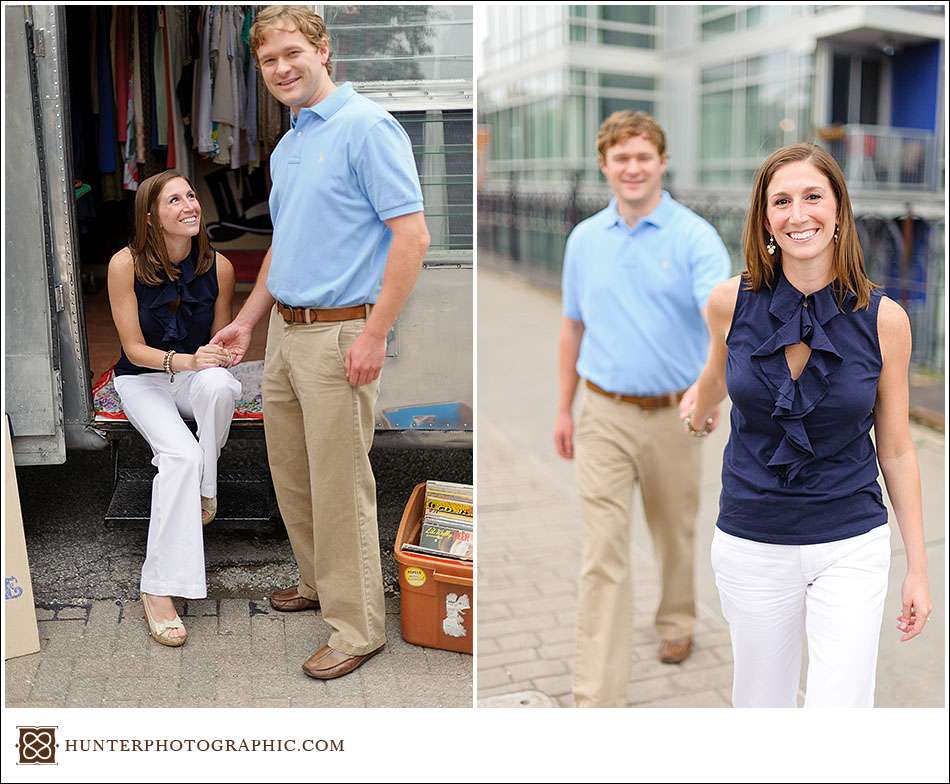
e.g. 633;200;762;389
605;190;674;230
291;82;354;127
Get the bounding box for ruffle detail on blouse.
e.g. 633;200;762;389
750;275;845;485
147;255;201;343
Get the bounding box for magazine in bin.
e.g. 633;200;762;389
394;482;473;654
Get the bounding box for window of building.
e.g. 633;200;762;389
566;5;658;48
394;109;473;251
479;64;658;182
326;5;472;82
698;51;814;184
699;5;809;41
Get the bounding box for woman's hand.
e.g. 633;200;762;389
193;344;232;370
896;572;932;641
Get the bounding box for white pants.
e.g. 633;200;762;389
711;524;890;708
114;368;241;598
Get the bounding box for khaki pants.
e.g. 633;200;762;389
262;306;385;656
573;388;700;707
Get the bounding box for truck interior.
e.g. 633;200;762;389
64;6;277;426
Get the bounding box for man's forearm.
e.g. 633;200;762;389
559;323;583;413
235;248;276;328
364;228;428;339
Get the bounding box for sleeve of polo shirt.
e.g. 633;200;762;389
354;117;425;222
688;221;732;310
561;229;582;321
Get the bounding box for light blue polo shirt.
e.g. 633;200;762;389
562;192;730;396
267;82;424;307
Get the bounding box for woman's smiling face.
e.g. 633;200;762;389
764;160;838;265
153;176;202;242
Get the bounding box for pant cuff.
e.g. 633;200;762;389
140;582;208;600
326;633;387;657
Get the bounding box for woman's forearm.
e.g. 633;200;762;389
125;344;195;373
879;449;927;575
690;367;727;428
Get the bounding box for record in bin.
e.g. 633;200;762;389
394;481;473;654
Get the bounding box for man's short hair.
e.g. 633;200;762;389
596;111;667;162
250;6;333;77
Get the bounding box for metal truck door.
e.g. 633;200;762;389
4;6;66;464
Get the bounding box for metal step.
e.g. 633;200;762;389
105;467;276;522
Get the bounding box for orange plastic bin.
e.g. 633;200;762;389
393;482;473;654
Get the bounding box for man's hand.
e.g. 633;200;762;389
210;321;252;366
678;383;698;421
345;330;386;387
554;411;575;460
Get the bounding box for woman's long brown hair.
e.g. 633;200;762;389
741;143;876;310
130;170;213;286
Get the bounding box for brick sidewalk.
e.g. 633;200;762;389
476;419;734;709
6;597;471;708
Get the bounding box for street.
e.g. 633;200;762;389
476;261;945;708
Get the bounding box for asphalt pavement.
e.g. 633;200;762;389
476;260;945;708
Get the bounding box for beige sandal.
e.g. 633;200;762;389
201;496;217;526
141;593;187;647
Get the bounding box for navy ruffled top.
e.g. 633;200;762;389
114;243;218;377
717;272;888;544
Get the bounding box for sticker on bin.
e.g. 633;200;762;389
404;567;427;587
443;592;470;637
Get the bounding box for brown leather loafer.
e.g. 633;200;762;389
659;637;693;664
269;586;320;612
302;644;384;680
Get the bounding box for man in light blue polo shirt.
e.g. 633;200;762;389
554;111;730;707
212;6;430;681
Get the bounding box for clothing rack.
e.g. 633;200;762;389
78;5;289;197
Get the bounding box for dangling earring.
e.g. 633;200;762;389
833;225;839;243
766;235;776;255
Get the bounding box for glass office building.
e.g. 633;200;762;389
478;5;945;371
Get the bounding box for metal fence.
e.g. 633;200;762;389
825;125;942;191
478;185;946;375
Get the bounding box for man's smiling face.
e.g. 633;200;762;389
257;26;332;114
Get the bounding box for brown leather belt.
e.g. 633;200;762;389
276;302;370;324
585;379;685;410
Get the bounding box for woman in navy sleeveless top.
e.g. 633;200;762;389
684;144;931;707
108;170;241;647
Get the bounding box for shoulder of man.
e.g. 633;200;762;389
664;194;719;239
338;90;399;133
566;204;613;244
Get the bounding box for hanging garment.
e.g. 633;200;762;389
115;7;130;143
132;9;146;164
152;8;168;149
211;6;236;167
193;7;216;156
123;82;139;191
96;6;117;173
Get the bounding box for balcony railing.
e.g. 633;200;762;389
821;124;941;191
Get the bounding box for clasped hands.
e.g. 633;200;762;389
209;321;385;387
192;344;234;370
678;383;719;438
